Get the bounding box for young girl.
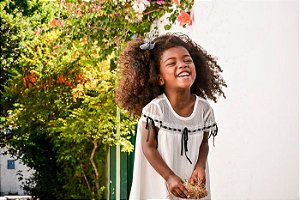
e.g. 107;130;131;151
116;33;226;199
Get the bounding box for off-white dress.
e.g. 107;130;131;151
129;94;217;200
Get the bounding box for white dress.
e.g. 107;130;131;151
129;94;217;200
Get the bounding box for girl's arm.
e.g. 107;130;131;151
190;132;209;185
141;125;190;199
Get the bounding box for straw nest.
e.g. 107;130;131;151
184;181;208;199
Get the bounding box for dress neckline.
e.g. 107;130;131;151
162;93;198;121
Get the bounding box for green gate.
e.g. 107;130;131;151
105;132;136;200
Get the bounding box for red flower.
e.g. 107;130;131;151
172;0;180;5
80;37;88;44
56;19;63;27
176;11;192;26
50;19;63;27
50;19;56;27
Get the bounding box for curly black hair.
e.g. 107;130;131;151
116;32;226;117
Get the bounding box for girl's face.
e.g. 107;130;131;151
159;46;196;92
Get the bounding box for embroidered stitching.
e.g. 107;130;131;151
142;114;217;133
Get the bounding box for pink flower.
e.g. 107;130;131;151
34;27;41;36
60;0;68;9
157;0;164;5
91;4;101;12
176;11;192;26
53;44;60;49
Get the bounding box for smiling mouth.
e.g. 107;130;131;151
178;72;191;77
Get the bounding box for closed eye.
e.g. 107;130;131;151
166;62;176;67
184;58;193;63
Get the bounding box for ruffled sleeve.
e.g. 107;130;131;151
203;105;218;146
141;102;163;146
141;102;163;128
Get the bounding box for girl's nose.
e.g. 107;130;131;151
178;61;188;69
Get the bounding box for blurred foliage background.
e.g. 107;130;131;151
0;0;193;198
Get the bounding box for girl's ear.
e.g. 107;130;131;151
158;75;164;86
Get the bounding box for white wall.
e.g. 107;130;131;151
0;148;33;195
159;1;299;199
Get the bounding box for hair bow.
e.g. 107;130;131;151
139;39;155;50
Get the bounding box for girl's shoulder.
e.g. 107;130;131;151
141;94;165;117
148;94;165;105
196;95;214;112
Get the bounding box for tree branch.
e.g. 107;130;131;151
80;163;91;191
90;139;99;191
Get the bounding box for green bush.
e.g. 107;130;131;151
1;0;194;198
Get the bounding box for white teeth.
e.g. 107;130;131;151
178;72;190;77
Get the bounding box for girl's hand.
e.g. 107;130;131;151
167;174;190;199
189;167;206;187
